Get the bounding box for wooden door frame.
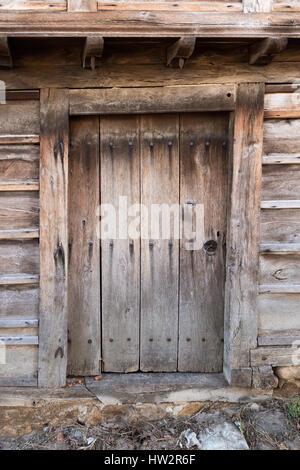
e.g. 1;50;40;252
38;83;265;388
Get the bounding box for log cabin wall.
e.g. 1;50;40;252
1;34;300;386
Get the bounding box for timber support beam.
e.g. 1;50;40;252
0;37;12;68
166;37;196;69
249;37;288;65
82;37;104;69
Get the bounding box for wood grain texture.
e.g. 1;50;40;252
258;333;300;346
0;1;66;11
262;164;300;200
69;85;235;115
243;0;272;12
260;209;300;243
0;345;38;378
68;116;101;376
38;89;69;388
0;192;39;231
265;92;300;118
0;285;39;317
258;293;300;331
68;0;96;10
140;114;179;372
101;116;140;373
259;284;300;293
2;12;300;37
251;346;299;367
0;101;40;138
0;240;39;275
0;274;39;285
224;83;264;385
260;253;300;285
260;243;300;252
262;154;300;164
97;1;243;11
0;318;38;328
178;113;228;373
0;145;39;184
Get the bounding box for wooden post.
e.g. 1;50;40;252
224;83;265;387
38;89;69;388
243;0;272;12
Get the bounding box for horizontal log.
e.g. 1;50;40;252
260;243;300;252
273;2;300;12
251;346;299;367
0;274;39;286
261;200;300;209
6;90;40;101
262;154;300;164
0;182;39;191
0;336;38;345
258;334;300;346
70;85;236;115
1;12;300;37
0;1;66;11
0;318;39;328
264;93;300;118
259;284;300;293
0;377;37;386
265;84;300;94
0;229;39;239
97;1;243;12
0;136;39;144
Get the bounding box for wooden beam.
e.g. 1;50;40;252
166;37;196;69
0;1;66;11
2;12;300;38
260;243;300;253
0;229;39;240
0;336;38;345
82;37;104;70
38;89;69;389
259;284;300;293
0;274;39;285
70;85;236;115
224;83;265;387
0;37;12;68
262;154;300;164
97;2;243;12
68;0;97;11
249;38;288;65
251;346;299;367
0;318;39;328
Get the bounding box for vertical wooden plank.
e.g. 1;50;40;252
243;0;272;12
101;116;140;372
38;89;69;388
68;0;97;11
224;83;265;386
68;116;100;376
140;114;179;372
178;113;229;373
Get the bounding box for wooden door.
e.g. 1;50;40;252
68;112;229;375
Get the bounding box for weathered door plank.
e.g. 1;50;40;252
101;116;140;372
178;113;228;372
67;116;101;376
140;114;179;372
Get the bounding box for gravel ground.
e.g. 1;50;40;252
0;399;299;450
